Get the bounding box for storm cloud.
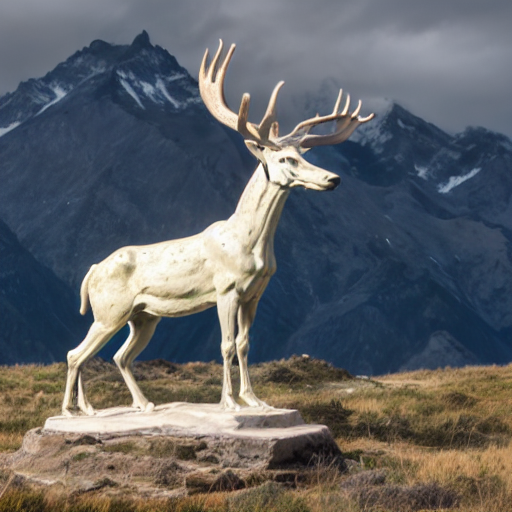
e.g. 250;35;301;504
1;0;511;137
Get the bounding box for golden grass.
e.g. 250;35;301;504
0;357;511;511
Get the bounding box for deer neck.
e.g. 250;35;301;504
229;164;290;252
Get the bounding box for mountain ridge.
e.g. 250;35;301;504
0;32;510;373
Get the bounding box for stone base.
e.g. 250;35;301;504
1;403;345;497
44;402;305;437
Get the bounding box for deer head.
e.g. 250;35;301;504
199;40;374;190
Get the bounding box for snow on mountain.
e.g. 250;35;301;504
0;32;511;373
438;167;481;193
348;97;394;153
36;85;68;115
0;30;197;138
118;73;145;109
116;69;200;111
414;164;429;180
0;121;20;137
0;47;111;132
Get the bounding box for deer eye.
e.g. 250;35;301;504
279;158;285;164
286;157;298;168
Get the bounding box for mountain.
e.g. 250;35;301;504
0;30;250;287
0;32;510;374
280;97;512;374
0;220;86;364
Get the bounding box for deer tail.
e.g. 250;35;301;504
79;265;96;315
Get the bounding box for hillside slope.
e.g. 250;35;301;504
0;358;511;511
0;220;86;364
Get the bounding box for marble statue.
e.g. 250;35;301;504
61;40;373;416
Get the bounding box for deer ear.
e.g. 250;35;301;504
244;140;267;166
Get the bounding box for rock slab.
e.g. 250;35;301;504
1;403;344;497
43;403;341;469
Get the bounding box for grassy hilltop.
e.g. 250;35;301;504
0;357;511;512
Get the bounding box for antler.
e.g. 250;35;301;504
277;89;374;150
199;39;282;149
199;40;374;151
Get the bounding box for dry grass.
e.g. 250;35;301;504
0;487;229;512
1;357;512;511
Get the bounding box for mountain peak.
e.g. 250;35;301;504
88;39;113;54
131;30;152;50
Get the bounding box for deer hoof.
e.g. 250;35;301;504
220;396;240;411
132;401;154;413
82;405;96;416
239;392;269;408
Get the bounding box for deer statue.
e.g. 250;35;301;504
61;40;373;416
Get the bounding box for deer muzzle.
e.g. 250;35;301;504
327;175;341;190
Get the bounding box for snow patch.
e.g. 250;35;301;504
414;164;429;180
350;119;392;153
350;98;393;153
397;118;413;131
120;79;145;109
36;85;68;115
438;168;481;194
31;89;53;105
80;65;107;84
116;70;193;110
140;81;161;103
0;121;21;137
166;73;186;83
155;78;180;108
117;70;137;81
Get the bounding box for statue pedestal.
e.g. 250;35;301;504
44;402;304;436
43;402;342;469
2;403;344;497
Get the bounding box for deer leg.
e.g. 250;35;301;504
76;372;93;414
217;290;240;410
62;321;121;416
113;314;161;412
236;300;269;408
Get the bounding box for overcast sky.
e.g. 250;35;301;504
1;0;511;138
